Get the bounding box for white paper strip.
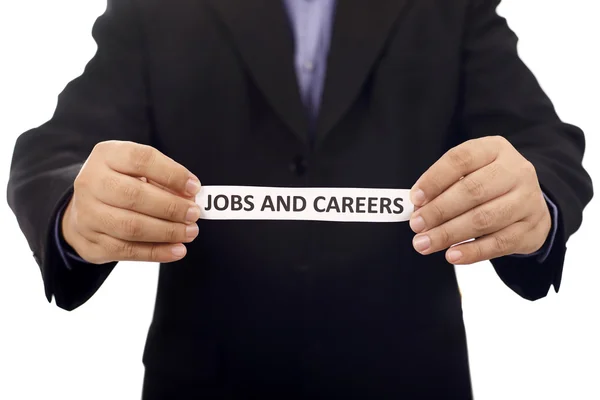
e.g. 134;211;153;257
195;186;414;222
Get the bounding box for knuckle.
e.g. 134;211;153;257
120;242;138;259
521;160;537;179
425;176;444;197
120;183;144;209
164;201;181;220
524;206;543;230
73;172;90;193
92;140;110;154
164;224;179;242
121;217;144;239
77;224;98;244
101;174;121;194
498;201;516;222
102;236;139;260
149;244;161;261
429;202;446;223
447;147;474;172
98;236;118;256
487;162;505;181
437;226;453;246
111;141;131;157
472;208;495;232
461;176;486;199
473;242;484;260
525;215;538;232
493;233;517;254
98;212;118;233
164;169;179;189
493;135;509;146
129;144;156;173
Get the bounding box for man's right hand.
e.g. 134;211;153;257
61;141;202;264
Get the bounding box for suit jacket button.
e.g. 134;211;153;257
290;155;307;176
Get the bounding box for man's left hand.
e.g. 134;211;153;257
409;136;552;265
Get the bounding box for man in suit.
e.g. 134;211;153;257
7;0;593;398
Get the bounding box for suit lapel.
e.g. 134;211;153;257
206;0;309;144
315;0;411;145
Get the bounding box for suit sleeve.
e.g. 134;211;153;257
459;0;593;300
6;0;152;311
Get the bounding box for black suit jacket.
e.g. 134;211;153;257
7;0;593;398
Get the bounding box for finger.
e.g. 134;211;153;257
444;221;531;265
80;200;199;244
104;141;201;196
410;137;503;207
147;178;196;201
93;234;188;263
412;190;526;255
409;161;517;233
94;170;201;223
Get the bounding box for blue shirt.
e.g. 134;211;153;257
55;0;558;267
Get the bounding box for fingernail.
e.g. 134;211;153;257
186;177;201;196
186;224;199;239
171;244;186;257
411;188;426;206
185;206;201;223
410;215;426;233
413;235;431;253
447;249;463;264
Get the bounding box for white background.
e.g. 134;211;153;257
0;1;598;399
